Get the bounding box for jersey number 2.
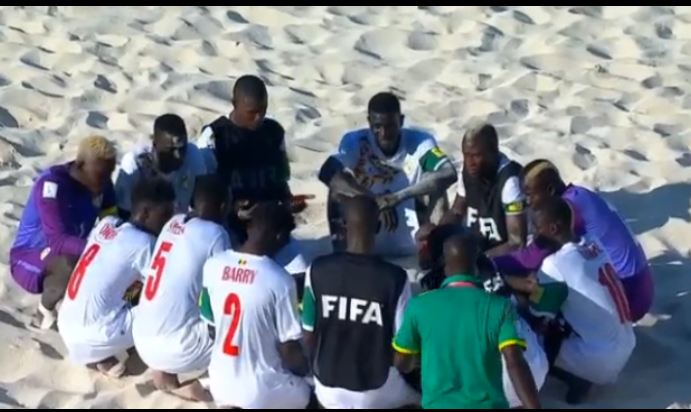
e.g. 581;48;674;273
598;263;632;323
144;241;173;301
66;244;101;300
223;293;242;357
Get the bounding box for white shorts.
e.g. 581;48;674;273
59;307;134;365
503;318;549;408
134;320;212;375
315;367;420;409
373;202;418;257
212;375;311;409
555;329;636;385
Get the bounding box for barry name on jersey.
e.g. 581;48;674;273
222;263;256;285
321;295;384;327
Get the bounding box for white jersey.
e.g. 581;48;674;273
335;128;450;256
538;238;636;384
58;217;155;364
203;250;307;408
133;214;230;373
115;143;207;214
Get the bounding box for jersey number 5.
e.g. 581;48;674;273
598;263;632;323
66;244;101;300
223;293;242;357
144;241;173;301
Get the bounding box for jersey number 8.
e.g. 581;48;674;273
66;244;101;300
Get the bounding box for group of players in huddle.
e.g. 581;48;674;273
8;74;653;409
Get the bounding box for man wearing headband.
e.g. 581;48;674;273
493;159;653;322
115;113;207;219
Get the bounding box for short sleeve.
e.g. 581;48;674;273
334;132;363;170
497;302;526;351
199;287;214;324
208;230;230;258
132;237;155;276
393;299;421;355
301;265;316;332
409;131;449;173
186;143;208;176
528;282;568;319
501;176;526;215
197;126;218;174
114;154;139;212
456;166;466;197
395;281;413;333
276;276;303;343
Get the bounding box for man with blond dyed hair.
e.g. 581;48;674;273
10;135;118;330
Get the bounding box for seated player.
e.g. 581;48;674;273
133;175;231;401
494;159;653;322
511;198;636;404
197;74;310;277
443;123;527;256
200;202;310;409
318;92;457;256
393;233;541;409
57;178;175;377
115;113;207;218
10;135;117;330
416;223;548;408
302;196;419;409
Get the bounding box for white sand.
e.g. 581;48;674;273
0;6;689;409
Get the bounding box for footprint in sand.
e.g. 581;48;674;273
31;338;63;361
573;143;597;170
0;107;19;128
94;74;117;94
86;111;108;129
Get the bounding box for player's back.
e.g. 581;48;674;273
204;249;299;406
136;214;229;336
59;217;154;333
541;238;634;346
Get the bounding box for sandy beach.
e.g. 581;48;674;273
0;6;689;409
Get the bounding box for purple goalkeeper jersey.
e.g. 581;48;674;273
10;162;116;258
494;185;648;279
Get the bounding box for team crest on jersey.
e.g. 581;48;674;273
97;223;118;241
577;241;603;260
238;258;248;266
169;220;185;235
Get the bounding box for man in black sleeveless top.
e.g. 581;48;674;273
196;74;308;279
302;196;419;409
444;124;527;256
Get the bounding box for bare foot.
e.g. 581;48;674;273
171;379;213;403
153;371;180;392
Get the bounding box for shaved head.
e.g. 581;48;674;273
461;123;500;178
443;233;479;277
343;195;379;253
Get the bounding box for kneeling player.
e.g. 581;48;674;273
417;223;548;408
514;198;636;404
302;196;420;409
133;175;230;401
57;178;175;376
200;202;310;409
